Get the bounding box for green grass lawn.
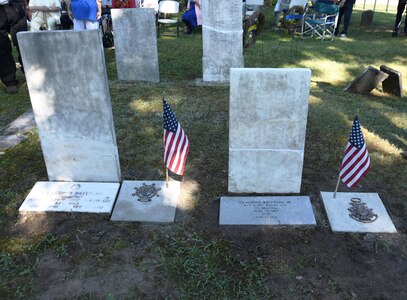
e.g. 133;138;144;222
0;6;406;299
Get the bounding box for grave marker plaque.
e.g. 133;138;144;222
17;30;121;182
111;181;181;223
320;192;397;233
220;196;316;225
19;181;120;213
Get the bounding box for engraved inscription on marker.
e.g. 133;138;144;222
219;196;316;225
132;183;161;202
348;198;378;223
19;181;120;213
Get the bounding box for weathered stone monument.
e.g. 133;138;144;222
111;8;160;82
360;10;374;28
380;65;402;97
228;68;311;194
201;0;243;83
220;68;316;226
345;66;388;95
320;192;397;233
17;30;121;213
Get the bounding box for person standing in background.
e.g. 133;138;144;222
335;0;356;38
28;0;61;30
182;0;201;34
67;0;101;30
0;0;28;94
392;0;407;36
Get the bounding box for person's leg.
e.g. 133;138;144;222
0;5;18;91
403;0;407;33
9;10;27;73
29;11;45;31
340;0;355;35
335;5;345;35
46;12;60;30
394;0;407;33
60;14;73;30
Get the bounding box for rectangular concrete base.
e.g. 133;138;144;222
110;180;181;223
220;196;316;225
320;192;397;233
19;181;120;213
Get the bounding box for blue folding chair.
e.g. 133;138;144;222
301;0;339;41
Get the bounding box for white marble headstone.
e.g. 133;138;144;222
110;180;181;223
111;8;159;82
320;192;397;233
228;68;311;193
202;0;243;83
220;196;316;225
17;30;121;182
19;181;120;213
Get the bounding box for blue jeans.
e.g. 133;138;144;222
335;0;356;35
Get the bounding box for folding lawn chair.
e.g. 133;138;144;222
301;0;339;41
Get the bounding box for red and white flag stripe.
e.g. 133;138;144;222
164;122;190;175
339;143;370;188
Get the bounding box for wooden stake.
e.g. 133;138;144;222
166;168;169;188
333;176;341;199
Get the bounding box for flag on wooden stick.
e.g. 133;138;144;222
163;99;190;176
339;115;371;188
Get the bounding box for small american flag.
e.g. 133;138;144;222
339;116;371;188
163;99;190;176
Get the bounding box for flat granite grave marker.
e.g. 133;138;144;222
17;30;121;182
380;65;402;97
228;68;311;193
320;192;397;233
19;181;120;213
220;196;316;225
345;66;388;95
111;8;159;82
201;0;243;83
111;180;181;223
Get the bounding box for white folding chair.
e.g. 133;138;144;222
157;0;180;37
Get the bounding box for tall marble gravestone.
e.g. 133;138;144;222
17;30;121;213
111;8;159;82
229;68;311;194
201;0;243;83
220;68;315;226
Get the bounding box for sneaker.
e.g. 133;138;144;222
5;85;18;94
339;33;347;38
